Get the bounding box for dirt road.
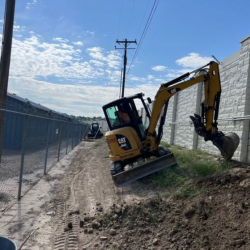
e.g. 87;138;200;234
33;139;161;250
3;139;250;249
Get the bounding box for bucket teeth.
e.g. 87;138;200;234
211;132;240;160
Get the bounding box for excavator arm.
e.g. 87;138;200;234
147;61;239;160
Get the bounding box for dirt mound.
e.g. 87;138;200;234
78;167;250;250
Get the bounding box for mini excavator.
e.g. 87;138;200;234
87;122;103;139
102;61;240;186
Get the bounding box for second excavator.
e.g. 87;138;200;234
102;61;240;186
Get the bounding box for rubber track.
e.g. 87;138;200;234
66;213;79;250
53;201;66;250
53;200;79;250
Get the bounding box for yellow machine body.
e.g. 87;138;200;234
105;127;142;162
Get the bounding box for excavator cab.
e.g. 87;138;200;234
103;93;149;143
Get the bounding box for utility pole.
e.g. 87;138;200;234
0;0;16;163
115;39;137;98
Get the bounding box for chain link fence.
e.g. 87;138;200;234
0;109;89;211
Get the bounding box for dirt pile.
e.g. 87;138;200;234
78;167;250;250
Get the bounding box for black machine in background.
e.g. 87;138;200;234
87;123;103;139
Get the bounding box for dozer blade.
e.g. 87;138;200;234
112;153;177;186
211;132;240;160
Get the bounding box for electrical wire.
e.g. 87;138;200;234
119;68;123;98
127;0;160;75
116;0;124;40
126;0;136;38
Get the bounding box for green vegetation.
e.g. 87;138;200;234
150;141;234;199
75;116;105;123
173;185;204;200
150;166;185;187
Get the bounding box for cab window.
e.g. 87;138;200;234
106;105;131;128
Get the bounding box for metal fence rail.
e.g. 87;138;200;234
0;109;88;210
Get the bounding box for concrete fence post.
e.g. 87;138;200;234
192;82;203;150
239;35;250;162
170;94;178;145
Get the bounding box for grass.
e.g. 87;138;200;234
150;166;185;187
165;143;234;178
149;141;234;199
173;185;204;200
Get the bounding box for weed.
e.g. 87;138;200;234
190;161;217;177
174;185;203;200
150;166;186;187
160;141;171;148
151;141;234;193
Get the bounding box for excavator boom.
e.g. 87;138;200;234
147;61;239;160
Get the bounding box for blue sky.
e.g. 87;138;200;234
0;0;249;117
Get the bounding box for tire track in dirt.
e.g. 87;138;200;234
72;142;120;215
51;140;162;249
52;142;95;250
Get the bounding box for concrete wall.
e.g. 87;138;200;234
159;34;250;162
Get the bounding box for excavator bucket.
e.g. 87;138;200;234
190;114;240;160
211;132;240;160
112;152;177;186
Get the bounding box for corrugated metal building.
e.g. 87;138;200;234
4;93;75;150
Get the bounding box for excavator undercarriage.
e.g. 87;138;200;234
111;147;176;186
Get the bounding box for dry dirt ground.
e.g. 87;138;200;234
2;139;250;250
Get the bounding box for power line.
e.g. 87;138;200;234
116;0;124;39
126;0;136;38
127;0;160;75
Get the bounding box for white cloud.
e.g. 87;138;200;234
87;47;105;61
84;30;95;37
165;68;194;79
147;75;154;80
9;34;120;84
151;65;167;71
90;60;105;67
4;22;214;117
87;47;121;69
8;76;158;116
176;53;213;68
53;37;69;43
26;0;38;10
73;41;83;46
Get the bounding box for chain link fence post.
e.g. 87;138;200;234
83;124;89;139
18;114;29;200
44;118;50;175
66;122;69;155
57;122;63;162
71;124;74;150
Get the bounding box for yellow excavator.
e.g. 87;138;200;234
102;61;240;186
